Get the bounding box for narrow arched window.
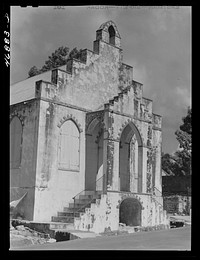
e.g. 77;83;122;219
10;116;23;168
108;25;115;45
58;120;80;171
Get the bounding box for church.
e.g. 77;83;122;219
10;21;169;233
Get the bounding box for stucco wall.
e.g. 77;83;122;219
33;99;86;221
100;82;162;195
38;40;124;111
74;191;169;233
10;21;164;226
10;100;40;220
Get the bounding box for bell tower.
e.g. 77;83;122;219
93;20;122;52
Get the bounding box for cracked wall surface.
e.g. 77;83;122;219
10;100;40;220
10;21;164;226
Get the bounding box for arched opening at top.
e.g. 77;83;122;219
58;119;80;171
119;122;143;147
119;122;143;193
85;121;104;191
108;25;115;45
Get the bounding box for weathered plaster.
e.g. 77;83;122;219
10;100;40;220
10;21;167;230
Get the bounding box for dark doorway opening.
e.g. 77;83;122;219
108;25;115;45
119;198;142;226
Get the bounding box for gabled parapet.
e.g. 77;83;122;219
132;80;143;99
119;63;133;90
152;113;162;129
142;97;153;114
102;79;162;129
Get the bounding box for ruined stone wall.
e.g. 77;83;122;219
33;99;86;221
10;21;164;224
152;115;162;193
101;79;162;195
163;195;191;215
10;100;40;220
74;192;169;233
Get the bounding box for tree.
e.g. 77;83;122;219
28;46;82;77
28;66;40;77
162;107;192;176
68;47;82;60
180;107;192;135
41;46;70;73
161;153;176;176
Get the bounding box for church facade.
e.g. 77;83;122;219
10;21;169;233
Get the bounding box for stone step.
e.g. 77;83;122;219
74;198;95;204
79;193;101;200
51;216;74;223
118;92;123;98
122;89;128;94
114;96;119;102
69;202;91;209
104;103;110;109
57;211;80;217
63;207;85;213
50;222;74;230
82;191;96;195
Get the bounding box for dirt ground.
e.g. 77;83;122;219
10;224;56;249
11;226;191;250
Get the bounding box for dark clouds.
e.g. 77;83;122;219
10;6;191;153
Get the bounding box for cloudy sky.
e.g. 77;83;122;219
10;6;191;154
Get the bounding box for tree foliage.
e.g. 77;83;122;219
162;107;192;176
28;66;40;77
28;46;82;77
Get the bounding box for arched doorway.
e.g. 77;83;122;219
119;122;143;193
85;120;104;191
119;198;142;226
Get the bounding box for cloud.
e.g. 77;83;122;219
175;86;191;107
10;6;191;154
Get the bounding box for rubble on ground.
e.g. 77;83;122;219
10;223;56;248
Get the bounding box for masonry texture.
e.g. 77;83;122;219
10;21;169;233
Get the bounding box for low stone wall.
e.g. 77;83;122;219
163;195;191;215
74;192;169;233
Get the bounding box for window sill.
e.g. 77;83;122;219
58;167;79;172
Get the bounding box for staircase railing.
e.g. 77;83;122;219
153;186;164;209
72;174;105;218
153;186;162;196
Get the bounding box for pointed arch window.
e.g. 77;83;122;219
58;120;80;171
108;25;115;45
10;116;23;168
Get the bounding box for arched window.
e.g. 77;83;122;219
119;122;143;193
58;120;80;171
10;116;23;168
108;25;115;45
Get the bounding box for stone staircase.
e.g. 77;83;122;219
51;191;102;225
